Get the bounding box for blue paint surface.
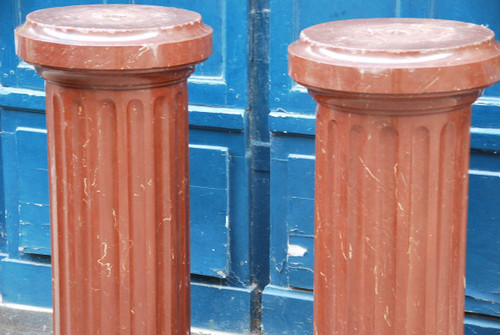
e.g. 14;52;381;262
261;285;313;335
465;315;500;335
0;258;52;307
0;108;47;261
467;156;500;317
269;135;315;289
287;155;314;289
190;145;230;278
16;128;50;255
191;281;254;332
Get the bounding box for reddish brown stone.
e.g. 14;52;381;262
15;5;212;335
289;18;500;335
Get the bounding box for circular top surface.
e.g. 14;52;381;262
289;18;500;94
15;5;212;70
24;5;188;31
303;18;492;53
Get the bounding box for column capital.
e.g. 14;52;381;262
289;18;500;95
15;4;212;71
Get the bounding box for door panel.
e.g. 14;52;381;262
190;145;230;278
16;128;50;255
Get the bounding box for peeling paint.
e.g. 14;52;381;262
288;244;307;257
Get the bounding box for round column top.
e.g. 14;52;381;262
15;5;212;71
289;18;500;94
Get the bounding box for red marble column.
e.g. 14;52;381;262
15;5;212;335
289;19;500;335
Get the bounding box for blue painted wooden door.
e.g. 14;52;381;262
1;0;500;334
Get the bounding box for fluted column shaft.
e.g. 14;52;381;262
43;69;191;335
15;5;212;334
288;18;500;335
313;91;477;334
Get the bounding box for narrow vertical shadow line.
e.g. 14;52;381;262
247;0;271;330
